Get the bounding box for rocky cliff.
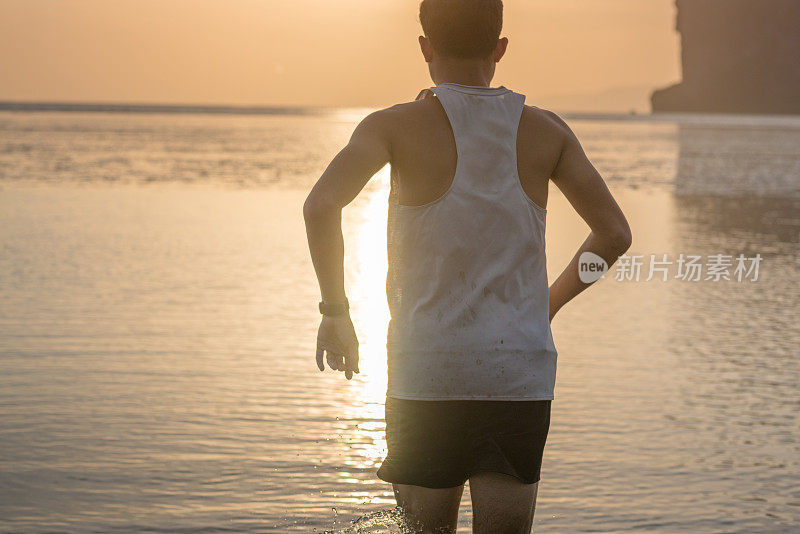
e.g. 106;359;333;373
651;0;800;114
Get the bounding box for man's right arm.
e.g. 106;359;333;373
546;112;632;321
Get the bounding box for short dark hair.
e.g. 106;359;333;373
419;0;503;59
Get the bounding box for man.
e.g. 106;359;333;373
304;0;631;531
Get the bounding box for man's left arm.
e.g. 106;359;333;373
303;111;392;380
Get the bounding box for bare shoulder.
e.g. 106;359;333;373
355;93;446;152
378;93;443;125
356;94;439;131
520;105;574;144
517;104;575;175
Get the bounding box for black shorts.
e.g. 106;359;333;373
376;396;551;489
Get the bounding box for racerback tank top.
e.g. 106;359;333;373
385;82;558;400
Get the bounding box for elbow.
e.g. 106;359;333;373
303;194;332;222
609;223;632;256
302;195;318;221
596;221;632;257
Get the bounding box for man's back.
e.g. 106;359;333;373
382;83;558;400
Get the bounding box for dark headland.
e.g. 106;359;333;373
652;0;800;115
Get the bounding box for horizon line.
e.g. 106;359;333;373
0;99;655;121
2;100;797;123
0;100;354;116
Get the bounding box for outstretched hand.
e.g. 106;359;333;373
315;314;360;380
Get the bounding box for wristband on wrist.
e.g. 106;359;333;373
319;297;349;316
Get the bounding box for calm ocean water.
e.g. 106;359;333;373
0;109;799;533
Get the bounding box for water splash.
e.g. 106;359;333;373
323;506;416;533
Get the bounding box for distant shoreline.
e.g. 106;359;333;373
0;101;338;116
1;101;798;125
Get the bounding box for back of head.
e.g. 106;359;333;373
419;0;504;59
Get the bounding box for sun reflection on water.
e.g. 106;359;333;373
342;166;392;471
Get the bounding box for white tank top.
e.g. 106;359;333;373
385;82;557;400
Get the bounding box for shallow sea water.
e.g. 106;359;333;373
0;110;799;532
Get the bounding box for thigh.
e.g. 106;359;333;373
469;472;538;534
393;482;464;534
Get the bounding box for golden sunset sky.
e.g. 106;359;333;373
0;0;681;112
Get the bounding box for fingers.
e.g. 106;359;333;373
344;345;360;379
318;339;345;373
316;316;361;380
316;345;325;371
326;351;344;372
317;342;358;380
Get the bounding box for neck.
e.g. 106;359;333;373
429;57;495;87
